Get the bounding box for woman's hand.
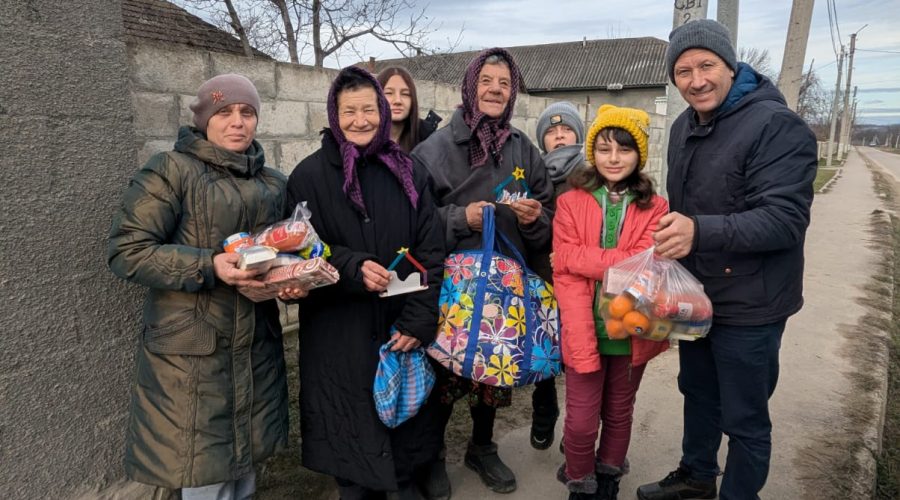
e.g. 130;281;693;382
510;198;542;225
389;330;421;352
465;201;494;231
277;287;308;301
361;260;391;292
213;253;266;287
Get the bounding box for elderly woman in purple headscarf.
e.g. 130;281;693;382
285;66;445;499
411;47;555;497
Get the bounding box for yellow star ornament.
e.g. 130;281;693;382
512;167;525;180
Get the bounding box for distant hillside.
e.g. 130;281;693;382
857;116;900;126
853;124;900;147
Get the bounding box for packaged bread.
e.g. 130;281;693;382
237;257;340;302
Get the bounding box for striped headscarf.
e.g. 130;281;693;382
461;47;522;168
327;66;418;217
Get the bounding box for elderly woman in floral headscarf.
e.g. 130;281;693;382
411;48;555;497
285;66;445;499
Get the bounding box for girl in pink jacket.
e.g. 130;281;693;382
553;105;669;500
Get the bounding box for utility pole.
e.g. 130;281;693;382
717;0;739;47
777;0;816;111
826;47;844;167
840;27;866;156
661;1;709;197
850;86;858;145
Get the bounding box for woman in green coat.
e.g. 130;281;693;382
108;74;299;499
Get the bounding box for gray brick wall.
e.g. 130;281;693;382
128;43;566;176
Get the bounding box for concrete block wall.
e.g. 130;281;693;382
0;1;160;498
128;43;567;176
646;112;668;190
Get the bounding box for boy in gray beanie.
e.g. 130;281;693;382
535;101;585;192
527;101;585;451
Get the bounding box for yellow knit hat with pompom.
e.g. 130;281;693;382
585;104;651;170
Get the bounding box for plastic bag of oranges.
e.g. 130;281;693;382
598;247;712;342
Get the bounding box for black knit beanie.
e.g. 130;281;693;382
666;19;737;82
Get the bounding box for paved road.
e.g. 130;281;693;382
447;149;890;499
861;147;900;181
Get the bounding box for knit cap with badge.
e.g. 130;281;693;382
665;19;737;82
189;73;261;131
535;101;585;154
585;104;650;170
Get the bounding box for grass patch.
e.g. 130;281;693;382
818;155;846;167
875;166;900;499
798;159;894;499
814;168;838;192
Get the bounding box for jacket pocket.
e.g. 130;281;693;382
144;320;216;356
692;252;765;307
693;252;760;277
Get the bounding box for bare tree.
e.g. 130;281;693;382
223;0;254;57
738;47;776;80
175;0;442;68
796;68;833;138
270;0;300;63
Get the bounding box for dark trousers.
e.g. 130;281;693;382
678;320;786;500
336;478;385;500
532;376;559;416
335;478;419;500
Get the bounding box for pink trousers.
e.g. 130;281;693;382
563;356;646;480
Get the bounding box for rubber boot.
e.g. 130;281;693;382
464;440;516;493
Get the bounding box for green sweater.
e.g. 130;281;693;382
592;187;631;356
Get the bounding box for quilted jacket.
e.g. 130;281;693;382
107;126;289;488
553;188;669;374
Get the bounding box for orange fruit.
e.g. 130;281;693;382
623;310;651;336
607;294;635;319
604;318;628;340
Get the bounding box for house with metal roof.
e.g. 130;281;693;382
367;37;668;116
122;0;271;58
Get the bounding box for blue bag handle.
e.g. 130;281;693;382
484;205;528;268
460;205;537;385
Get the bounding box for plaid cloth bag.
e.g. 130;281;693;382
427;205;562;388
373;334;436;428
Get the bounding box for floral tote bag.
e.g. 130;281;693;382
426;205;561;387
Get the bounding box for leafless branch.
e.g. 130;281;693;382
175;0;444;68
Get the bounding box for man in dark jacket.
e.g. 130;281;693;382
637;20;817;500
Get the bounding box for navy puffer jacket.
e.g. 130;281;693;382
667;64;817;325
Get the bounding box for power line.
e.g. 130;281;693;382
857;48;900;54
830;0;843;44
814;59;838;70
825;0;839;58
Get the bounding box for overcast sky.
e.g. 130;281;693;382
343;0;899;125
